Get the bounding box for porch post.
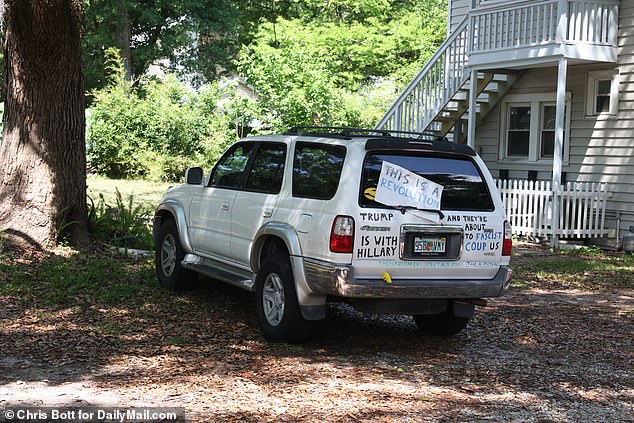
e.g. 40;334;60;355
467;68;477;149
551;57;567;248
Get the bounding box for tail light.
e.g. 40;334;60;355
502;220;513;256
330;215;354;253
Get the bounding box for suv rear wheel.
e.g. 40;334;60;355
155;218;198;291
412;302;470;336
255;254;311;343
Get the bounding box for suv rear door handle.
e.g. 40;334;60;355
221;202;230;211
263;208;273;218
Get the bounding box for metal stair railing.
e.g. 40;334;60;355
375;17;470;133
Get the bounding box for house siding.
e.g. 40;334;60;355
449;0;470;34
474;0;634;241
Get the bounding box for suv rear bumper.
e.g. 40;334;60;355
303;258;512;299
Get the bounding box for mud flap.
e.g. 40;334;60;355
452;301;476;318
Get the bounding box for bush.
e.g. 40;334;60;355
88;190;154;250
87;49;247;181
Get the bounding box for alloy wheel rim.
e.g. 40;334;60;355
262;273;285;326
161;234;177;277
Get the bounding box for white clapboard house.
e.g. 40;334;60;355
377;0;633;248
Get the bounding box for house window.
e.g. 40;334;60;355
595;80;611;113
500;93;571;164
507;106;530;157
586;70;619;117
540;104;567;159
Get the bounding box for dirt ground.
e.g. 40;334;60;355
1;253;633;422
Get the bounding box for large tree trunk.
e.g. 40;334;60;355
0;0;88;249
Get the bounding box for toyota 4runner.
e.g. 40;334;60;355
153;127;512;343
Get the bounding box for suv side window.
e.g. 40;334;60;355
245;143;287;194
293;142;346;200
210;143;254;189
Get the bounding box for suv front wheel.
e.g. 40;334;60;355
255;254;311;343
155;218;198;291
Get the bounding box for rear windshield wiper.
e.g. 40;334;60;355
390;205;445;220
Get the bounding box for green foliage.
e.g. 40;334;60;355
0;250;156;307
88;190;154;250
85;1;449;179
82;0;279;91
237;1;447;131
54;207;78;245
238;36;350;130
87;50;245;181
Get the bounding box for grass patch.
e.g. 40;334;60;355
87;175;172;207
511;251;634;291
0;248;157;308
2;245;631;313
86;176;174;250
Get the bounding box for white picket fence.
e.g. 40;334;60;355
496;180;610;238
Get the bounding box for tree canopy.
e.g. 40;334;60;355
82;0;448;181
82;0;447;91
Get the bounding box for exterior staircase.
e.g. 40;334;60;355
377;0;619;140
375;17;524;140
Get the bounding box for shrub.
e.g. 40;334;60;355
88;190;153;250
86;50;245;181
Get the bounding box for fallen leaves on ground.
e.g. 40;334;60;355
0;247;632;422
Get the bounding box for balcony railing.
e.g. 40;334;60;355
376;0;620;133
375;18;470;132
567;0;618;46
470;0;618;55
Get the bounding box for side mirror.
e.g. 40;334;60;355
185;167;203;185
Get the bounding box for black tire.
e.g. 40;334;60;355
413;302;471;336
155;218;198;291
255;253;311;343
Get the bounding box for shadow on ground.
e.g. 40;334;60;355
0;250;632;421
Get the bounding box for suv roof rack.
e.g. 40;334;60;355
285;126;447;142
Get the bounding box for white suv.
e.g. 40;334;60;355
153;127;512;343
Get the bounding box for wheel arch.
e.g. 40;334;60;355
154;200;194;254
251;222;326;320
250;222;302;273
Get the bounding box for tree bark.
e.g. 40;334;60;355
0;0;88;249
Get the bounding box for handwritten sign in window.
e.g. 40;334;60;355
375;161;444;211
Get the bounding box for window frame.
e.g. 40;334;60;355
505;103;531;158
499;93;571;166
586;70;619;118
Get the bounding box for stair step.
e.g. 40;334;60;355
483;68;523;75
491;74;511;82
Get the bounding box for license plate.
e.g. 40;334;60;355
414;237;446;253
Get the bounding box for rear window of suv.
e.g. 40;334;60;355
359;152;493;211
293;142;346;200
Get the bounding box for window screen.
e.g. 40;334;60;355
507;106;530;157
293;143;346;200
